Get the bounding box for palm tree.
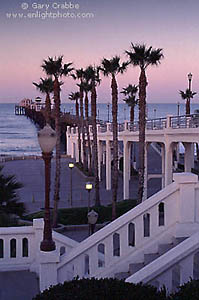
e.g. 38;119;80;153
69;91;82;163
73;69;87;171
179;89;197;115
121;84;138;123
42;56;74;227
101;56;128;220
126;43;164;203
33;77;54;124
84;65;101;206
82;73;93;175
0;165;25;222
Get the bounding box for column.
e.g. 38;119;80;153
106;140;111;190
123;140;130;200
165;141;173;186
143;143;149;201
180;255;194;285
98;141;102;181
161;143;165;188
184;142;194;172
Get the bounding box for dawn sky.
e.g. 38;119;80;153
0;0;199;103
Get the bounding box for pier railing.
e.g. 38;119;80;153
95;114;199;133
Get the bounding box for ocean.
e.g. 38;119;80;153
0;102;199;157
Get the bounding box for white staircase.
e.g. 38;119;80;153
55;172;199;293
1;172;199;294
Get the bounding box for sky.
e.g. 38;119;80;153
0;0;199;103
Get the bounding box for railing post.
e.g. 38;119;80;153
166;115;172;128
173;173;198;235
124;121;128;131
39;250;60;292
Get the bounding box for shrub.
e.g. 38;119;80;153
33;277;167;300
169;279;199;300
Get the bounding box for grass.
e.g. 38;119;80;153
23;199;137;225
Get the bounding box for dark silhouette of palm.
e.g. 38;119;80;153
126;44;163;203
101;56;128;219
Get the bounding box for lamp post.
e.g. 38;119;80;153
68;162;74;206
87;209;98;235
38;124;57;252
107;103;110;122
187;72;193;115
86;182;92;212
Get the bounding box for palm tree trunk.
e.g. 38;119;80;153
186;98;190;115
52;77;61;228
79;86;87;171
45;92;51;125
75;100;82;164
138;69;147;204
85;92;92;175
91;80;100;206
130;105;135;123
111;74;118;220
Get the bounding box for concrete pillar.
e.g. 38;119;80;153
123;140;130;200
165;142;173;186
98;141;102;181
161;144;165;188
180;255;194;285
184;142;194;172
143;143;149;201
39;250;60;292
106;140;111;190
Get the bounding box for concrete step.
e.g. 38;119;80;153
158;243;174;255
129;262;145;275
172;237;187;246
0;270;39;300
115;271;130;280
144;253;160;265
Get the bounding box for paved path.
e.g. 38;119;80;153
1;147;162;214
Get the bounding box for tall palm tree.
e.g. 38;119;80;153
69;91;81;163
126;43;164;203
82;73;93;174
101;56;128;220
42;56;74;227
179;89;197;115
121;84;138;123
84;65;101;206
33;77;54;124
73;69;87;171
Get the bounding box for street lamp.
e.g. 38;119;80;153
68;162;74;206
38;124;57;252
86;182;92;212
87;209;98;235
188;72;193;91
188;73;193;115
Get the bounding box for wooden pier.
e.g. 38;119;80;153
15;105;26;115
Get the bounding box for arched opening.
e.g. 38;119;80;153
22;238;28;257
143;213;150;237
60;246;65;256
84;254;90;276
98;243;105;267
10;239;16;258
128;223;135;247
113;233;120;257
159;202;165;226
0;239;3;258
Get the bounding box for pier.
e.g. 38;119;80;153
15;105;26;115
